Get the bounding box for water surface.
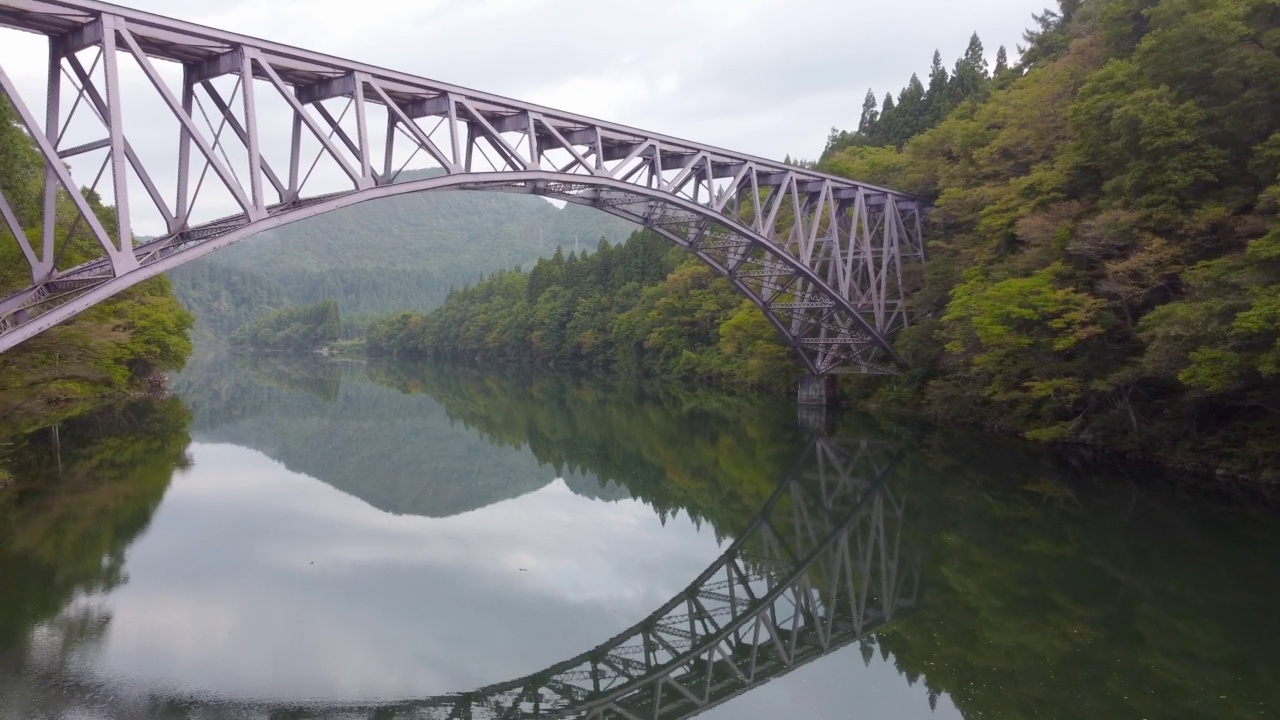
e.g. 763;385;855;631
1;356;1276;718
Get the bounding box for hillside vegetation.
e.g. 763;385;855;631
168;172;636;342
364;231;800;393
818;0;1280;480
0;98;192;435
393;0;1279;483
230;300;342;353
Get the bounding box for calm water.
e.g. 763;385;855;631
1;356;1277;719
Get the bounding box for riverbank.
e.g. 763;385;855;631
280;348;1280;499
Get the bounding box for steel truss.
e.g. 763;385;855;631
12;436;916;719
0;0;925;373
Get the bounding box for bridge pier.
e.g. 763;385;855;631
797;375;840;406
797;375;840;436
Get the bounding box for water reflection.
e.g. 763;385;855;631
0;398;192;706
0;356;1277;719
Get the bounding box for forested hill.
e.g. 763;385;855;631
169;170;635;341
393;0;1279;484
0;97;192;437
821;0;1280;481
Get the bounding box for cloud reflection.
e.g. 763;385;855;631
72;442;725;703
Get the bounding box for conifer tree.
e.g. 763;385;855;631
895;74;927;144
949;33;990;104
872;93;897;145
858;89;880;132
923;50;951;125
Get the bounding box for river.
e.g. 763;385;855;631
0;355;1277;719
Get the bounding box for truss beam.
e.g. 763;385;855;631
0;0;926;374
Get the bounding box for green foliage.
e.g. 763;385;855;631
823;31;997;155
940;264;1107;423
364;230;802;393
166;261;289;344
0;97;192;424
168;170;638;343
0;398;191;654
230;299;341;352
823;0;1280;481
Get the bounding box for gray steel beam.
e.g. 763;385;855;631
294;72;356;104
186;48;241;83
0;0;923;376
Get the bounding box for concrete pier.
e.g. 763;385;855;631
797;375;840;406
797;375;840;436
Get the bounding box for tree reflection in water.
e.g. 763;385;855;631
0;357;1276;718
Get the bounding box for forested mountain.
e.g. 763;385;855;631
412;0;1279;483
168;170;636;343
0;98;192;436
822;0;1280;480
364;230;800;393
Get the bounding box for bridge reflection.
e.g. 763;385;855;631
42;434;915;719
455;437;916;720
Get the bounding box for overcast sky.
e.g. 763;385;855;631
0;0;1049;233
3;0;1048;157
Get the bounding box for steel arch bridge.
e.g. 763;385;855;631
0;0;925;374
10;436;917;719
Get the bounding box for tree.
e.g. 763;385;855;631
922;50;952;126
858;88;880;132
949;33;990;104
894;74;928;144
1019;0;1084;67
872;93;897;145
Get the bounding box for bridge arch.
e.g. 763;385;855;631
0;0;926;374
4;171;893;375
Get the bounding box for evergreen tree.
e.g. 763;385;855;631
858;88;880;132
994;45;1009;76
871;93;897;145
895;74;928;144
949;33;990;104
1019;0;1082;67
923;50;951;125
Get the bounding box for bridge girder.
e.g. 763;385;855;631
0;0;926;374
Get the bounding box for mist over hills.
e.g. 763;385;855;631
169;170;636;341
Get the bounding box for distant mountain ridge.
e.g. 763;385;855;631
169;169;636;341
